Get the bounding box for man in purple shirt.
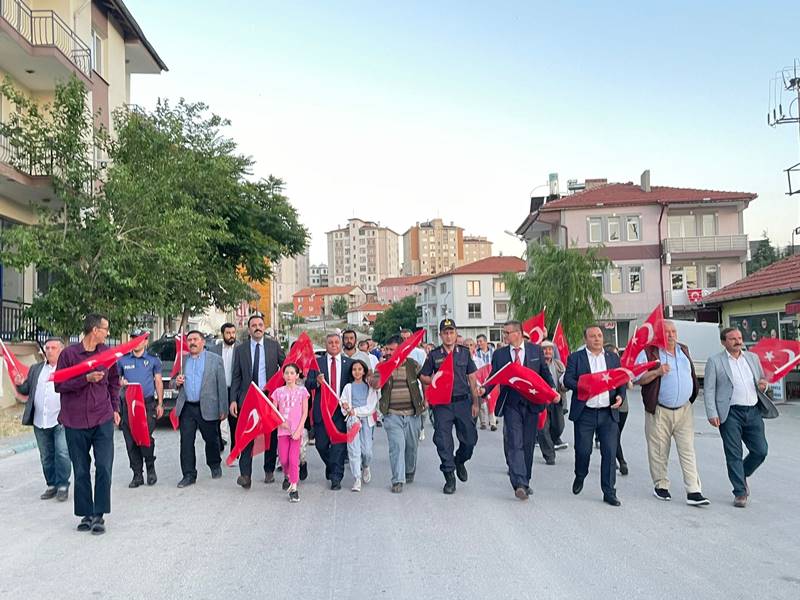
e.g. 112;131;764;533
55;313;121;535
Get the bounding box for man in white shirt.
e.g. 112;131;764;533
15;338;71;501
703;327;770;508
209;322;238;453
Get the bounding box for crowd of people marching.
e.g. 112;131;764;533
10;307;780;535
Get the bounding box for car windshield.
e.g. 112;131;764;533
148;338;178;377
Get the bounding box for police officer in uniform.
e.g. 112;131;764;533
118;332;164;487
419;319;481;494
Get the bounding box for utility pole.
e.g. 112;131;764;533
768;60;800;195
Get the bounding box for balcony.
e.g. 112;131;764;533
663;234;748;258
0;0;92;89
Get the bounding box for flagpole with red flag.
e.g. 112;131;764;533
50;333;150;384
125;383;152;447
0;338;29;382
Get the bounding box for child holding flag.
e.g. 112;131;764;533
273;364;309;502
340;359;380;492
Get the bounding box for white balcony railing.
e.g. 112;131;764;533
663;234;748;254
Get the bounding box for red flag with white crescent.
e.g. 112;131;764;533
522;310;547;345
751;337;800;383
0;338;29;382
376;329;425;387
621;305;667;367
320;381;360;444
483;361;558;405
577;361;658;401
51;333;150;383
553;320;570;363
475;362;499;413
169;334;191;378
424;350;454;406
265;332;317;396
125;383;151;447
226;382;285;466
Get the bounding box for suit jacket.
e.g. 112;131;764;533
564;348;626;423
209;341;239;401
306;354;354;425
16;361;46;427
230;337;285;407
489;342;555;417
703;350;778;423
174;351;228;421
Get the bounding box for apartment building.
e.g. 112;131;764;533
463;235;493;265
516;170;756;345
293;285;367;319
326;218;400;293
272;252;310;305
416;256;526;343
403;218;464;275
0;0;166;340
376;275;429;303
309;263;328;287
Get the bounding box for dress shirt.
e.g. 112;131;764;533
635;346;693;408
250;339;267;389
185;351;206;403
54;342;121;429
509;344;525;365
33;363;60;429
585;348;611;408
221;344;235;388
727;352;758;407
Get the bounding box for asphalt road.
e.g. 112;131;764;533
1;390;798;600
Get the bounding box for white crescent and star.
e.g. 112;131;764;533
430;370;444;389
243;409;260;435
773;348;800;376
638;323;655;345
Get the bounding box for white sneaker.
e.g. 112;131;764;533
362;466;371;484
351;478;362;492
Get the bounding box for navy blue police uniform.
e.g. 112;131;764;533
118;350;162;481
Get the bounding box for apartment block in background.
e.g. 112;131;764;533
293;285;367;320
309;263;328;287
377;275;430;303
403;218;464;275
463;235;493;265
326;218;400;293
272;252;310;304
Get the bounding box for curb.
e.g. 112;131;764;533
0;438;37;459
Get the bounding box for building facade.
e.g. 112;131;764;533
309;263;328;287
272;252;310;305
402;218;464;275
376;275;429;304
293;285;367;319
516;171;756;345
415;256;526;343
326;218;400;293
346;302;390;327
462;235;493;265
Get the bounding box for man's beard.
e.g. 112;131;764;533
343;342;355;351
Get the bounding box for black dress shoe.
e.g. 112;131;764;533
146;466;157;486
211;466;222;479
443;471;456;494
282;477;290;491
525;486;533;496
56;487;69;501
77;516;92;532
299;463;308;481
128;473;144;488
177;476;196;488
391;482;403;493
264;472;275;484
40;486;57;500
330;480;342;491
545;457;556;466
237;475;251;489
603;495;621;507
619;462;629;476
90;515;106;535
515;487;529;500
572;477;584;495
455;462;468;482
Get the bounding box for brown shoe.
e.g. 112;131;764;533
264;472;275;484
515;487;529;500
237;475;252;489
733;495;748;508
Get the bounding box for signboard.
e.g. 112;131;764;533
687;288;704;303
729;312;780;345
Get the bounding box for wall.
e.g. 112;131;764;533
720;293;800;326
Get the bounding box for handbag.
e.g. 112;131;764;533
756;389;780;419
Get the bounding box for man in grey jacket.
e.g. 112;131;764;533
15;337;71;501
703;327;772;508
173;330;228;488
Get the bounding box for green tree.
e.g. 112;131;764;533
747;231;782;275
506;239;612;348
371;295;418;343
331;296;349;319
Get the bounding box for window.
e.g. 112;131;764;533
671;266;698;290
668;215;696;238
609;268;622;294
468;303;482;318
494;301;509;317
608;218;621;242
701;214;716;236
704;264;719;289
626;216;640;241
592;271;604;290
467;280;481;296
440;282;447;294
588;218;602;243
92;30;103;76
493;279;506;294
628;266;642;293
489;328;503;343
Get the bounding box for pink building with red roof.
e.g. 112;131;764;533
516;171;757;345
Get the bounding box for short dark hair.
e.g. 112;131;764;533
342;329;357;339
186;329;204;339
247;313;264;326
220;322;236;334
385;334;403;346
583;324;602;337
44;337;64;346
83;313;108;335
503;320;522;332
476;334;487;341
720;327;739;341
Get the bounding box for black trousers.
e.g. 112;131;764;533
432;398;478;473
616;410;629;466
179;402;221;478
313;422;346;483
549;401;566;444
574;406;619;497
536;410;556;461
121;399;156;474
503;402;539;489
239;428;278;478
64;420;114;517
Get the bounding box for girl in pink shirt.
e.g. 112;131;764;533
273;364;309;502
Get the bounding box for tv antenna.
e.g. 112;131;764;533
768;59;800;195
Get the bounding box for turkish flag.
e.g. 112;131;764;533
169;407;179;430
226;382;285;466
483;361;559;405
522;310;547;344
751;337;800;383
537;410;547;430
553;320;570;363
474;363;500;413
424;350;454;406
50;333;150;383
0;339;29;381
169;334;191;378
266;332;316;396
125;383;151;447
621;305;667;368
376;329;425;387
320;381;360;444
577;361;658;401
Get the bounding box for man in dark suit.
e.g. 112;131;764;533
208;322;238;453
485;320;555;500
564;325;626;506
230;314;285;489
306;332;354;490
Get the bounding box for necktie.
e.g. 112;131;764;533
252;342;261;385
330;356;337;393
514;348;521;365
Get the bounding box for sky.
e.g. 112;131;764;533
127;0;800;264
